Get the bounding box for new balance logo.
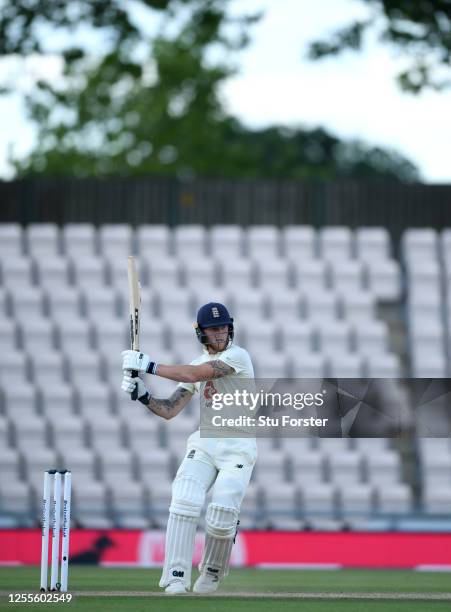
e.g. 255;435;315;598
172;570;184;577
187;450;196;459
212;307;220;317
235;464;243;468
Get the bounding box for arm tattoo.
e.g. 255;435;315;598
208;360;235;379
146;387;192;418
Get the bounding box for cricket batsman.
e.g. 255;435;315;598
121;302;257;594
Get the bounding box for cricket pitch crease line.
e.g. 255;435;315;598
16;591;449;600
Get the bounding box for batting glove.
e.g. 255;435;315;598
122;372;150;406
121;350;158;374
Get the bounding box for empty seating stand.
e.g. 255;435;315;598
2;222;447;530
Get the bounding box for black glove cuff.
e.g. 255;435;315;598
146;361;158;375
138;391;150;406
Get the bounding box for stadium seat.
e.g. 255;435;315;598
1;257;33;288
57;318;93;353
22;448;58;493
0;224;23;258
422;487;451;514
62;224;96;257
376;483;413;513
254;259;290;291
319;227;352;261
2;385;38;418
35;257;70;288
182;259;218;290
71;257;106;289
0;482;31;526
364;260;401;301
0;351;29;386
147;257;181;290
267;290;302;322
252;450;289;484
66;351;103;385
98;224;133;260
0;318;18;351
219;258;254;290
10;287;44;319
57;447;98;482
26;224;60;257
46;287;81;320
137;225;171;259
246;226;281;259
282;225;316;260
0;448;22;483
98;448;135;484
290;451;325;484
0;418;10;448
339;484;374;516
290;352;325;378
300;483;337;517
292;260;327;292
210;225;244;259
49;416;86;449
355;228;390;262
402;228;438;262
304;290;338;321
94;318;127;355
329;260;364;293
136;449;174;486
364;452;401;484
83;287;119;319
109;481;149;528
327;353;363;377
173;225;207;259
39;384;75;419
316;321;351;355
19;318;55;352
353;321;388;355
263;483;301;530
75;383;113;419
73;480;113;529
86;415;124;451
326;451;363;484
10;414;48;449
340;291;376;322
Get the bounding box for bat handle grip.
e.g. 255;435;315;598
131;370;139;401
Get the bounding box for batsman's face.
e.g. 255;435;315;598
204;325;229;353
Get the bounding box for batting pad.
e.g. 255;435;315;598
159;513;197;589
205;503;239;538
169;474;206;518
198;503;239;580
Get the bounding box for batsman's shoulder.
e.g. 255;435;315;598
223;343;254;372
226;343;251;360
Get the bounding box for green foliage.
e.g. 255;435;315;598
0;0;418;179
308;0;451;93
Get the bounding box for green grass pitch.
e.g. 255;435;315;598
1;567;451;611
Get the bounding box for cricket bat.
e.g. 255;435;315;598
127;255;141;401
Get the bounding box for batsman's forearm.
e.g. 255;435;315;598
143;387;192;420
155;363;198;383
145;397;178;420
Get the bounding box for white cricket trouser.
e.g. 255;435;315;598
159;434;256;588
181;431;257;507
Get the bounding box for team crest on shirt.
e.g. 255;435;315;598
204;380;218;402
